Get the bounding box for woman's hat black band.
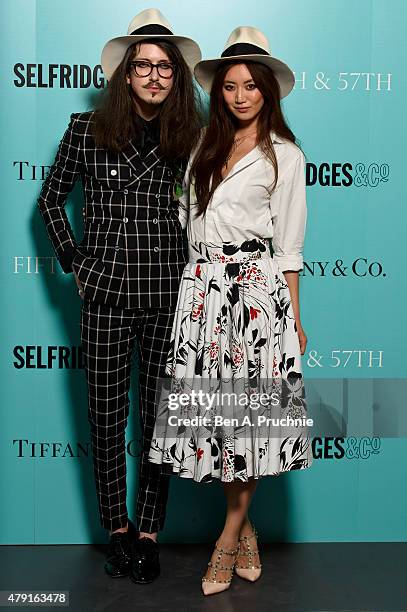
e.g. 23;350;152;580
221;42;269;58
130;24;173;36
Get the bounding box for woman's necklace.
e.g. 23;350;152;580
225;131;258;165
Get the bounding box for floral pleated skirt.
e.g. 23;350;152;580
148;238;313;482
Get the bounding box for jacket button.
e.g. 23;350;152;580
152;218;158;224
123;217;128;223
110;169;117;176
153;246;159;252
124;189;129;194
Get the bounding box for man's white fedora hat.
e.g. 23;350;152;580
101;8;202;80
194;26;295;98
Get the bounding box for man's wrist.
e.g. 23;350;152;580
59;244;78;273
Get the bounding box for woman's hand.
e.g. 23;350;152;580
296;322;308;355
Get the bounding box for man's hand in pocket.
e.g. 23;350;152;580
72;265;85;299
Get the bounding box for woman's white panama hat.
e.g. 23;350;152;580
194;26;295;98
101;8;202;80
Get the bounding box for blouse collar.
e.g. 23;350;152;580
221;132;284;183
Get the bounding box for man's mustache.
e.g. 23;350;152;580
143;82;166;90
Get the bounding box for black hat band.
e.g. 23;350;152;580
130;24;173;36
221;42;269;58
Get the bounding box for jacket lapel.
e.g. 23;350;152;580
121;140;162;186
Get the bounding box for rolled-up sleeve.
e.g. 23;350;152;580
271;151;307;272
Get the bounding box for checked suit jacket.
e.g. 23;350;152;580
38;111;188;309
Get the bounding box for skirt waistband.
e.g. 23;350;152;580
188;238;273;264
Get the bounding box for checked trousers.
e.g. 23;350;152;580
80;298;174;533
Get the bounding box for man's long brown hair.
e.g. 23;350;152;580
191;61;298;215
93;39;201;161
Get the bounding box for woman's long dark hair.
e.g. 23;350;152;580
192;60;299;215
93;39;201;161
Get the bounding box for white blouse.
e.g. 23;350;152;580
179;132;307;272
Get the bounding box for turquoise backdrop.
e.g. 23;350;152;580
1;0;406;544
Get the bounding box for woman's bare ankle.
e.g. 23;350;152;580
217;531;239;550
239;517;254;537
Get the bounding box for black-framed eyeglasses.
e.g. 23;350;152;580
129;61;175;79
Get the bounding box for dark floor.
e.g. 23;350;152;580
0;543;406;611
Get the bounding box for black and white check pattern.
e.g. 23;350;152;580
80;299;174;533
38;111;188;533
38;111;187;309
